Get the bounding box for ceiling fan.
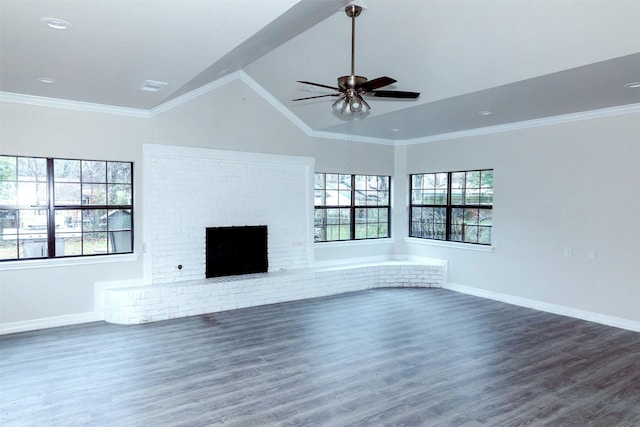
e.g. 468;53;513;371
293;3;420;115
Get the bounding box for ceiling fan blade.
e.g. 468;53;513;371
297;80;341;91
368;90;421;99
292;94;341;101
360;76;397;91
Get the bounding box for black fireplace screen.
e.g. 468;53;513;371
205;225;268;278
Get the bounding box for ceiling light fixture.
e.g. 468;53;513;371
624;82;640;88
140;80;168;92
332;90;370;115
36;77;57;84
478;110;493;116
41;17;72;30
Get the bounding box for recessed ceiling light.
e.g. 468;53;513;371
41;17;72;30
36;77;57;84
624;82;640;89
389;128;400;132
140;80;168;92
478;110;493;116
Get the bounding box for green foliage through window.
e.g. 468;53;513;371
410;169;493;245
0;155;134;261
314;173;390;242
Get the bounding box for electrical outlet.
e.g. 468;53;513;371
564;247;573;257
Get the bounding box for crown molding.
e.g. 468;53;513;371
0;91;150;118
2;81;639;146
148;71;243;117
396;103;640;145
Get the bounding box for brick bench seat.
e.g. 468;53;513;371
103;260;446;325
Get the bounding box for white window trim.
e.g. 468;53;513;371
0;253;138;271
405;237;493;252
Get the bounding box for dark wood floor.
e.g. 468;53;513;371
1;288;639;426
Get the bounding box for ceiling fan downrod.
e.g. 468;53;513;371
346;4;362;77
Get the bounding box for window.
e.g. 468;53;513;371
314;173;390;242
0;155;133;261
410;169;493;245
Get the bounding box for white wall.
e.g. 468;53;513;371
402;112;640;325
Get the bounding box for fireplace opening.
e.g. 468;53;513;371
205;225;268;278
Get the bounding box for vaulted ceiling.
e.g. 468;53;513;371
2;0;639;142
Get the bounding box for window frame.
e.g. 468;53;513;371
0;155;134;261
409;169;493;246
314;173;391;242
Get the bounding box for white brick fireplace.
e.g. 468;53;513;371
142;144;314;284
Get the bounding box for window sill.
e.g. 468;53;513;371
0;253;139;271
315;238;395;248
404;237;493;252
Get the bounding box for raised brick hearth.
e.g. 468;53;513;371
103;261;446;324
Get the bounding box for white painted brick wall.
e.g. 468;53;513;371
148;153;311;284
104;262;446;324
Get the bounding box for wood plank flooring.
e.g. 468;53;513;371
1;288;639;426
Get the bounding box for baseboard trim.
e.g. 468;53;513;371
443;282;640;332
5;283;637;334
0;312;103;335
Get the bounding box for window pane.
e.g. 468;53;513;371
82;209;107;231
109;230;132;253
480;188;493;205
56;209;81;230
55;182;81;205
17;158;47;182
107;209;132;230
82;183;107;205
55;235;81;256
0;210;18;260
466;171;481;189
411;174;424;190
337;191;351;206
478;226;492;245
434;189;447;205
314;173;325;190
17;182;47;206
21;239;48;258
108;162;132;183
464;225;479;243
314;209;326;242
108;184;132;205
411;189;422;204
0;182;17;205
0;156;17;180
481;170;493;187
82;160;106;183
83;232;107;255
465;189;480;205
323;190;337;206
10;209;49;259
54;159;81;181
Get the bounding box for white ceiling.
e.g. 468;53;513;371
1;0;639;142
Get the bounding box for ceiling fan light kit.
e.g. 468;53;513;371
293;3;420;115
